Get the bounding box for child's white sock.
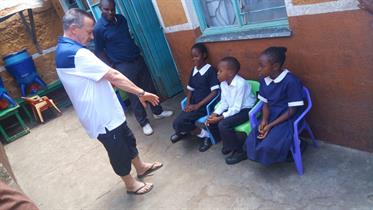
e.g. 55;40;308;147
197;129;209;138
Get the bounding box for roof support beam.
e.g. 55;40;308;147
18;9;42;54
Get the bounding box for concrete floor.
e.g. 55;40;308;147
4;94;373;210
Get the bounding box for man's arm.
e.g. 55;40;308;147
103;68;159;107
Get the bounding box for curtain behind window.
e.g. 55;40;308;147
241;0;287;24
201;0;238;27
200;0;288;28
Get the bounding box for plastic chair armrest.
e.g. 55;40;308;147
249;101;264;129
180;97;187;110
294;87;312;130
206;92;220;115
210;102;221;116
294;106;310;130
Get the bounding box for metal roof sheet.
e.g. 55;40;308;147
0;0;45;20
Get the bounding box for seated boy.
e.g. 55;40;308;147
171;43;219;152
206;56;256;165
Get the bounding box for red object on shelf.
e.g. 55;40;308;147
0;99;9;110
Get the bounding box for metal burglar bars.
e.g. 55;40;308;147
193;0;289;37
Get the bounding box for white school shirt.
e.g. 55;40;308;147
214;75;256;118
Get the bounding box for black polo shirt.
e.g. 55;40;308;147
93;14;140;63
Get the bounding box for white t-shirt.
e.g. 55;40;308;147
56;48;125;138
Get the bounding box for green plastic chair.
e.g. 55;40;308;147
214;80;260;135
0;105;30;143
234;80;260;134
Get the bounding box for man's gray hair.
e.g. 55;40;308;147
63;8;93;31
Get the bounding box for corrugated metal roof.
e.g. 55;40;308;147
0;0;45;19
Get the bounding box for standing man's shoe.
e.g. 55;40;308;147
225;151;247;165
153;110;174;119
170;132;187;143
142;123;154;136
199;138;212;152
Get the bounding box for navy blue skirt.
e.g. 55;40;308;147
246;120;293;165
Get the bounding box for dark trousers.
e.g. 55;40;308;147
115;56;163;126
208;108;250;151
97;122;138;176
173;108;206;133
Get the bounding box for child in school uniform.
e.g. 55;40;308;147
206;56;256;165
171;43;219;152
246;47;304;165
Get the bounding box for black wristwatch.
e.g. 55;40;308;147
137;90;145;97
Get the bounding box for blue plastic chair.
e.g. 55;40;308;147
180;92;220;144
0;77;16;107
248;86;318;175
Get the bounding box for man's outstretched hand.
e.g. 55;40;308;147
139;92;160;108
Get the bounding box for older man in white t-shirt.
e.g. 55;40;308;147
55;8;162;195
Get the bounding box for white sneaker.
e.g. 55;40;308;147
153;110;174;119
197;129;209;138
142;123;154;136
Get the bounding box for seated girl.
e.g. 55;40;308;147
246;47;304;165
170;43;219;152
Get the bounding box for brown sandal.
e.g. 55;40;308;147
127;182;153;195
137;162;163;178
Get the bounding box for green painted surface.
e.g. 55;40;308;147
0;105;30;143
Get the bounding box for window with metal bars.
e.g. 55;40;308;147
59;0;101;20
193;0;290;41
61;0;89;11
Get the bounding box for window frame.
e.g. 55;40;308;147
192;0;290;37
59;0;87;11
59;0;102;21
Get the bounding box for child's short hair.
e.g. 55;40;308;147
262;47;287;66
191;43;208;59
220;56;240;73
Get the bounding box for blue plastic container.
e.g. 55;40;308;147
4;49;38;84
3;49;30;66
3;49;47;96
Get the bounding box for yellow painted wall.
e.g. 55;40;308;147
292;0;337;5
156;0;187;27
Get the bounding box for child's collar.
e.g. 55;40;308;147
227;74;239;86
193;64;211;76
264;69;289;85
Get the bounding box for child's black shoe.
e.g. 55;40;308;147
225;151;247;165
199;138;212;152
221;147;232;155
170;132;187;143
